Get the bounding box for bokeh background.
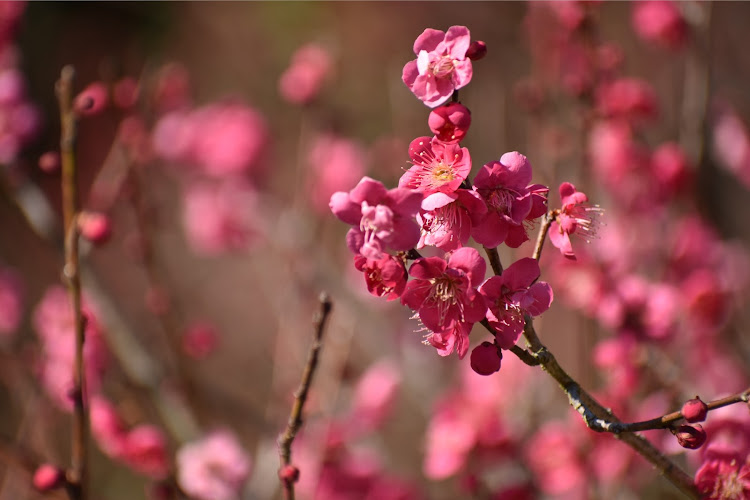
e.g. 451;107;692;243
1;2;749;499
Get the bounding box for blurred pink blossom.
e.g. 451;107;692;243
712;105;750;188
74;81;108;116
0;267;22;338
182;181;263;255
182;321;219;360
632;1;688;50
122;425;170;479
90;395;128;458
153;62;191;113
307;133;366;213
177;430;251;500
279;43;333;105
350;360;401;432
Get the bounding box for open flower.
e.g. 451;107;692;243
549;182;603;260
479;258;553;349
330;177;422;260
399;136;471;195
417;189;486;251
401;247;487;357
402;26;473;107
471;152;543;248
353;253;407;301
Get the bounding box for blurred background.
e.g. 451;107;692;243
0;2;749;499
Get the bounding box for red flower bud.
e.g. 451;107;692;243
675;424;706;450
428;103;471;143
681;397;708;423
470;341;502;376
38;151;60;174
32;463;65;492
278;464;300;483
73;82;108;116
77;211;112;245
466;40;487;61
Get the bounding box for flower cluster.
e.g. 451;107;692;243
329;26;595;374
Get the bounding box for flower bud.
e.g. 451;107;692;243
278;464;300;483
73;82;108;116
470;341;502;376
681;397;708;423
32;463;65;492
466;40;487;61
675;424;706;450
77;211;112;245
428;103;471;143
38;151;60;174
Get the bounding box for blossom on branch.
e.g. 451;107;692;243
417;189;486;252
399;136;471;195
401;247;487;358
330;176;422;260
549;182;603;260
479;258;553;349
402;26;473;108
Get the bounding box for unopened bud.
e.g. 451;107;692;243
428;102;471;143
466;41;487;61
675;424;706;450
38;151;60;174
681;397;708;423
73;82;108;116
78;211;112;244
32;463;65;492
470;341;502;376
278;464;300;483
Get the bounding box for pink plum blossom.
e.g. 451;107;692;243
399;136;471;195
90;395;128;458
33;286;108;411
400;247;487;358
307;133;366;214
417;189;486;251
279;43;333;105
0;267;22;338
712;105;750;188
595;78;658;122
524;422;587;497
353;253;407;301
402;26;473;108
330;176;422;260
428;102;471;143
350;360;401;432
479;258;553;349
471;152;545;248
632;1;688;50
549;182;602;260
182;181;263;255
176;430;252;500
122;425;170;479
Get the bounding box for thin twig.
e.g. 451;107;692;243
277;293;333;500
532;212;554;261
610;388;750;433
483;246;503;275
56;65;87;500
519;317;700;499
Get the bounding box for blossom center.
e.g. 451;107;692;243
431;55;456;79
485;188;517;216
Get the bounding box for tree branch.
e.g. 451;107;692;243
532;212;554;261
56;65;87;500
277;293;333;500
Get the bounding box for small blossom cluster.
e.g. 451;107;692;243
329;26;604;375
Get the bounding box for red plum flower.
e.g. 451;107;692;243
471;152;543;248
470;341;502;376
353;253;407;301
402;26;473;108
401;247;487;358
417;189;486;251
399;136;471;195
279;43;333;105
549;182;602;260
479;258;553;349
428;103;471;143
632;1;688;50
330;176;422;260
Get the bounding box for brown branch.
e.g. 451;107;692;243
610;388;750;433
532;212;554;261
56;65;87;500
482;246;503;276
520;317;700;499
277;293;333;500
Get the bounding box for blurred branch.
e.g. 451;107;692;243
55;65;87;500
277;293;333;500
